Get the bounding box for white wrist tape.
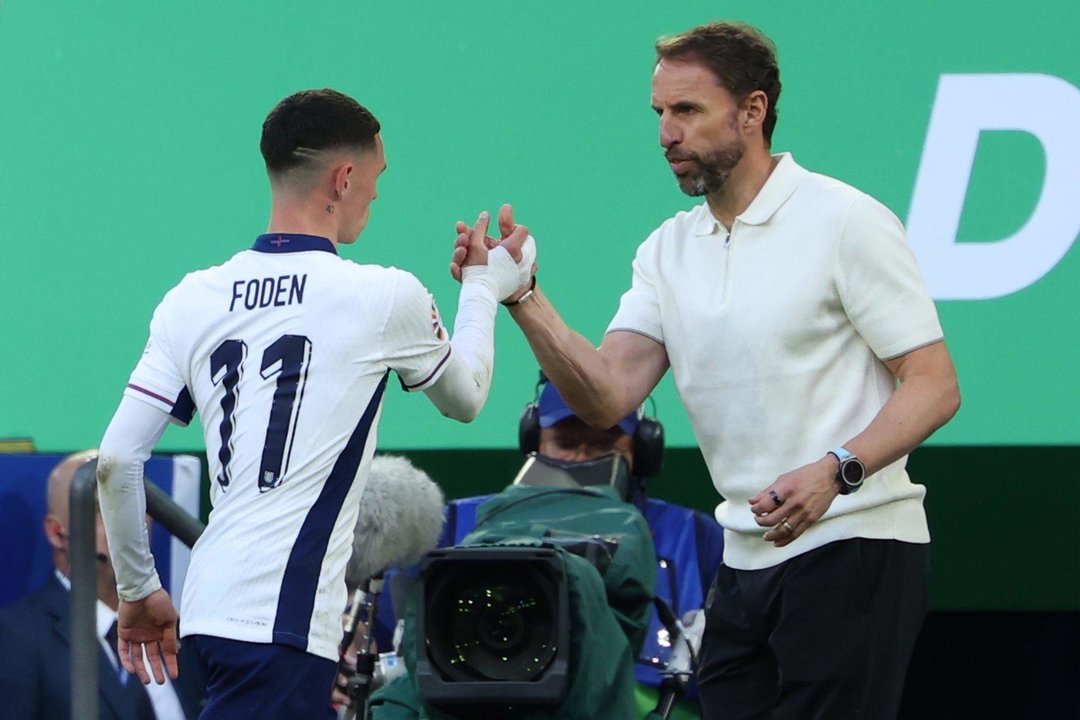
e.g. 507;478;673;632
461;235;536;302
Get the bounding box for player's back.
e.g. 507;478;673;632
126;234;450;658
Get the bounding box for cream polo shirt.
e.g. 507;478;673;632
608;152;944;570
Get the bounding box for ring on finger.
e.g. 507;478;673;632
769;489;784;507
780;518;795;534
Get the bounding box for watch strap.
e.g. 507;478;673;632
827;446;864;494
827;447;855;463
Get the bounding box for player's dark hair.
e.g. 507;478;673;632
260;88;381;174
656;21;782;144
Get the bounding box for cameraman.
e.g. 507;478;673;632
363;383;658;720
516;379;648;502
364;380;726;720
519;381;722;720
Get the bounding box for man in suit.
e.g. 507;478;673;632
0;451;205;719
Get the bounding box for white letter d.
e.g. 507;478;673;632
908;74;1080;300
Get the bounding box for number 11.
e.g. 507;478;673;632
210;334;313;492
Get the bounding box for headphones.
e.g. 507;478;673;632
518;371;664;483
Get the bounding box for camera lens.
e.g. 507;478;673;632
427;561;559;682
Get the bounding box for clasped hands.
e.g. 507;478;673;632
450;204;536;303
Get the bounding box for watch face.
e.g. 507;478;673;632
840;459;865;486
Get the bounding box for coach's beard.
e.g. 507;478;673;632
669;141;745;197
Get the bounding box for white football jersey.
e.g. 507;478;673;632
124;233;451;660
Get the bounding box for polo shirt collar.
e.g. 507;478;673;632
691;151;807;235
691;204;723;237
253;233;337;254
738;152;805;226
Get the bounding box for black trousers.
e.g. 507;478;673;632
696;538;928;720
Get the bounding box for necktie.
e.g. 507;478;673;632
105;620;159;720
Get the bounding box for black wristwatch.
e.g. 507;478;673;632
827;447;865;494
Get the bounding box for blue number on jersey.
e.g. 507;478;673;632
210;335;313;492
209;339;247;489
258;335;313;492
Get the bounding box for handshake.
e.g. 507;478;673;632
450;204;538;305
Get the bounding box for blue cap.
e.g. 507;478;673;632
537;382;640;436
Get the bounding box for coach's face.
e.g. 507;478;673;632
652;58;747;197
340;134;387;245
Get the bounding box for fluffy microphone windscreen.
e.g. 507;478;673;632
345;454;446;589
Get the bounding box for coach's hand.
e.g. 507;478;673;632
117;588;180;684
749;457;841;547
450;204;537;299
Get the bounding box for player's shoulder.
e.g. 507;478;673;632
335;257;406;279
168;248;252;287
332;260;427;298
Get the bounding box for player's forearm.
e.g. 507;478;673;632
507;284;629;428
844;352;961;476
426;277;499;422
97;396;169;602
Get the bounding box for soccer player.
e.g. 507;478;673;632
96;89;534;719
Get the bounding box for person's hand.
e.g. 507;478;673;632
450;209;499;282
331;619;375;708
748;456;841;547
450;205;537;300
116;588;180;684
331;665;353;709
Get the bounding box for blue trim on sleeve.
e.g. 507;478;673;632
271;371;389;649
170;386;196;425
253;234;337;255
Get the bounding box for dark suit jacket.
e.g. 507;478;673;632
0;575;206;720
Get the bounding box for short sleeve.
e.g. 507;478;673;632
384;271;453;391
836;195;944;360
606;233;665;345
124;291;196;425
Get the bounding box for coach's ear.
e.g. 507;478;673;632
741;89;768;132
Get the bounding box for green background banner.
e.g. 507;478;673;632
2;1;1077;451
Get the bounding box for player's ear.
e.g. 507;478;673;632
330;159;352;198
